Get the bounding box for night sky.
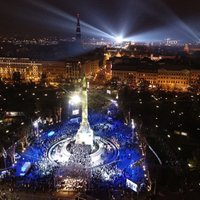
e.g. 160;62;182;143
1;0;200;40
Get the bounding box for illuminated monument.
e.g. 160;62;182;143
75;76;93;147
48;78;117;168
48;74;118;166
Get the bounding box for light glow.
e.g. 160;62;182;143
115;36;123;43
48;131;55;137
69;94;81;105
33;121;38;128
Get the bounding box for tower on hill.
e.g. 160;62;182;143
76;13;81;41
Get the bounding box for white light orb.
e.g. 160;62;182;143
115;36;123;43
33;121;38;128
70;94;81;105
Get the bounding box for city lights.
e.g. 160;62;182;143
188;163;193;168
0;0;200;198
69;94;81;105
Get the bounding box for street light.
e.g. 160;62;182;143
33;120;38;129
68;93;81;118
33;120;39;136
188;163;193;168
131;119;135;129
69;94;81;105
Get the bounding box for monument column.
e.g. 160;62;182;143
75;76;93;147
81;76;89;126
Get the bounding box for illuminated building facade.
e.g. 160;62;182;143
112;70;137;85
157;69;190;91
190;69;200;84
137;70;157;85
65;61;81;81
42;59;100;83
41;61;68;82
0;57;100;84
112;67;200;92
0;57;42;82
81;59;100;79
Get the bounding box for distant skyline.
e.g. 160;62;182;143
1;0;200;41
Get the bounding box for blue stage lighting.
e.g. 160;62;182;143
48;131;55;137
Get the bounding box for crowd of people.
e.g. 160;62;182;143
0;100;148;197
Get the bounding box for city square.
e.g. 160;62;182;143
0;0;200;199
6;77;149;199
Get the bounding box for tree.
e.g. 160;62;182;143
17;124;30;151
0;145;7;168
118;86;133;120
40;72;47;86
7;143;16;165
138;79;150;91
187;148;200;170
12;71;21;84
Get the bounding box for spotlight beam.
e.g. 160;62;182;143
27;0;113;39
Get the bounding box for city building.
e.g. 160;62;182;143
111;59;200;92
137;70;157;85
81;59;100;79
0;57;42;82
65;60;82;81
0;57;100;84
157;68;190;91
41;61;68;83
190;69;200;84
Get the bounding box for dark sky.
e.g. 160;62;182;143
1;0;200;40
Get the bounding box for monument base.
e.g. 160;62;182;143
75;124;93;147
